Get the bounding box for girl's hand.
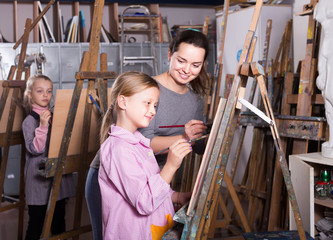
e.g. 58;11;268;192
160;139;192;184
184;120;207;141
166;139;192;170
40;110;51;127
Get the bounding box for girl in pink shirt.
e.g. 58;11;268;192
98;71;192;240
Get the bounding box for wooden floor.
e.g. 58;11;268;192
0;197;93;240
0;192;247;240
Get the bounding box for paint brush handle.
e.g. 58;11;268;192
158;125;185;128
154;134;209;155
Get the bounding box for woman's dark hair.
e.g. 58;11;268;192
169;29;211;96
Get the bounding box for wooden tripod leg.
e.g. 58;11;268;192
253;64;306;240
72;79;95;240
0;18;30;204
247;129;264;228
268;72;294;230
41;79;85;238
208;170;251;238
208;191;232;238
225;171;251;232
0;66;16;120
41;0;105;238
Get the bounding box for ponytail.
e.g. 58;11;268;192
100;106;114;144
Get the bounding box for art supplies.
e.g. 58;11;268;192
154;134;209;155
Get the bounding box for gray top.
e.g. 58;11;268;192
23;114;76;205
90;82;204;168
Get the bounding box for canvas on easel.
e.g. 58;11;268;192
48;89;99;158
48;87;111;158
186;98;226;215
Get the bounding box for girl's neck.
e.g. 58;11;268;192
158;72;188;94
32;104;49;115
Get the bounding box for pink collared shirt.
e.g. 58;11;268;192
31;104;49;152
99;125;175;240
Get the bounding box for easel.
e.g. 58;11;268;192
0;18;32;240
25;0;116;239
268;0;322;231
207;24;259;240
182;1;305;239
208;7;274;238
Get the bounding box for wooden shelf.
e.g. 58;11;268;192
315;198;333;209
289;152;333;237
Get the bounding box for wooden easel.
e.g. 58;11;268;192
0;18;32;240
182;1;305;239
228;19;274;232
38;0;116;239
208;23;259;239
268;0;321;231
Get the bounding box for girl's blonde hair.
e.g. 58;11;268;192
100;71;159;144
23;74;53;112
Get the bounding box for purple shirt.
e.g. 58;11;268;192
99;125;175;240
22;107;75;205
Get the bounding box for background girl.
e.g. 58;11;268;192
98;71;192;240
22;74;75;240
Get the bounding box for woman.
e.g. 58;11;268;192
139;29;211;165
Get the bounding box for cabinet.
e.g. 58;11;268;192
289;152;333;238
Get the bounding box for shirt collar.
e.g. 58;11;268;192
109;124;150;147
32;104;49;115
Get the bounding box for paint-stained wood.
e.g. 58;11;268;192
294;0;318;154
253;64;306;240
185;2;263;238
268;71;294;231
41;1;111;238
0;18;31;240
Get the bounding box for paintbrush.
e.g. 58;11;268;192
154;134;209;156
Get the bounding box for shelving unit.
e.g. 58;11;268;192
289;152;333;238
119;4;161;43
119;15;161;42
0;1;158;44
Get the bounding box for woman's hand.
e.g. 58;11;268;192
40;110;52;127
172;192;192;205
184;120;207;141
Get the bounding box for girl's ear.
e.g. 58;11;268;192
117;95;127;110
168;49;171;61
